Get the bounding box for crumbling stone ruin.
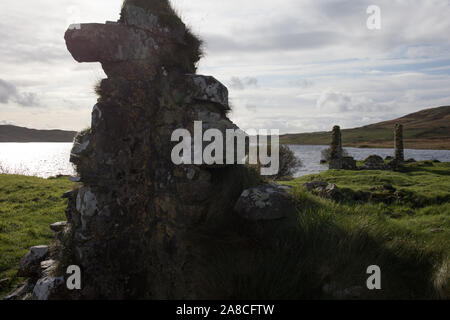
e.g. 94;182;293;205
394;123;405;162
381;123;405;171
329;126;343;163
326;124;408;172
6;0;297;300
328;126;356;170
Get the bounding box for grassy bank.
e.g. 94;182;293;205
0;163;448;299
0;175;73;297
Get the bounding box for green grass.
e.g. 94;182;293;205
285;163;450;257
0;163;448;299
191;162;449;299
295;161;450;207
0;175;74;297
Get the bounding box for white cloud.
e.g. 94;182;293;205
0;79;40;107
229;77;259;90
0;0;449;132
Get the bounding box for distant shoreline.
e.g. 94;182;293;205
0;141;448;151
283;142;450;151
0;125;76;143
0;141;73;144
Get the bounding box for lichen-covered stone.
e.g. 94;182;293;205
187;75;230;110
120;4;160;31
234;184;295;221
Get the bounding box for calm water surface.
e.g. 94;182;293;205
0;143;449;178
288;145;450;177
0;143;75;178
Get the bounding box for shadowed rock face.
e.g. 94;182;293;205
25;1;257;300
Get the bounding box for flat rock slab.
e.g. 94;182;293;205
65;23;159;63
234;183;295;221
50;221;67;233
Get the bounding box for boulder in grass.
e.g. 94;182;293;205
361;155;387;170
234;184;295;221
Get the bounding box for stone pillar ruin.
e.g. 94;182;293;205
394;123;404;162
329;125;343;169
328;125;356;170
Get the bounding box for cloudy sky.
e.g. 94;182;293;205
1;0;450;133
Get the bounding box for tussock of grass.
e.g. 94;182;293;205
190;162;449;299
189;189;446;299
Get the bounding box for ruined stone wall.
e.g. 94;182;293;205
33;1;258;299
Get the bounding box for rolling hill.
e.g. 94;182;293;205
1;106;449;148
280;106;450;150
0;125;77;142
